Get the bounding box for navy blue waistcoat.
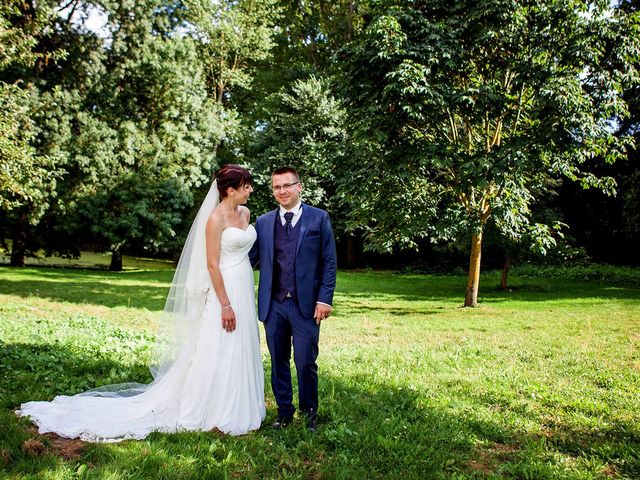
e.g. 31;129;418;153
272;214;301;302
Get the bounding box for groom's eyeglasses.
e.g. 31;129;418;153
272;182;300;193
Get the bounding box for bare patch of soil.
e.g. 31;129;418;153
602;464;620;478
22;427;86;461
467;442;520;475
43;433;86;460
21;438;46;455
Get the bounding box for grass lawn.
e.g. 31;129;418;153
0;261;638;479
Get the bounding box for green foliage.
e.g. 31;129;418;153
77;174;194;255
1;0;279;265
186;0;280;108
1;265;639;478
184;0;282;219
241;0;368;118
0;0;61;218
63;17;223;256
247;75;348;216
0;0;65;71
0;0;242;265
3;0;640;275
0;0;68;263
0;84;60;216
337;0;640;304
340;0;640;250
271;0;366;69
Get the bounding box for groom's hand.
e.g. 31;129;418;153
314;303;332;325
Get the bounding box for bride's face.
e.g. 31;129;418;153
231;183;253;204
272;173;302;210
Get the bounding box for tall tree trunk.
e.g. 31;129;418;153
347;0;355;39
10;214;28;267
109;249;123;271
346;235;356;267
464;230;483;307
500;253;511;290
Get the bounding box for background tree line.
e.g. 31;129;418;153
1;0;639;306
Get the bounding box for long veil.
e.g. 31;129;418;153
151;180;220;379
80;181;220;397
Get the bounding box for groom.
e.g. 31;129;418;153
250;166;337;432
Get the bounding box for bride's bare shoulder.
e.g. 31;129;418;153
206;209;225;231
239;205;251;221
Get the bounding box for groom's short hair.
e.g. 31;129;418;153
272;166;300;182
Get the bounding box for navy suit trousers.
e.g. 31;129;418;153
265;298;320;418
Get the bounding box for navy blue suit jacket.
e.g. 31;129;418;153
249;203;337;321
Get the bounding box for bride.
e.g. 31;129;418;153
17;165;266;441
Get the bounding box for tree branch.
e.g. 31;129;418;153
484;111;491;152
491;118;502;148
58;0;80;24
512;83;526;134
465;117;473;155
57;0;78;14
447;108;458;144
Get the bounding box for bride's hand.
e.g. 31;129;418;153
221;305;236;332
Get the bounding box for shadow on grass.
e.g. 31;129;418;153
0;267;174;311
318;373;639;479
0;342;152;403
2;341;638;479
336;302;444;317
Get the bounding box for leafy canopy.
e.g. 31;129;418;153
340;0;639;252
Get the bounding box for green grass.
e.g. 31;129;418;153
1;264;639;479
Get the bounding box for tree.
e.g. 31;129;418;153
547;0;640;268
0;0;65;265
1;0;282;269
246;75;348;215
340;0;640;306
60;0;227;270
0;86;62;265
185;0;280;160
233;0;369;146
270;0;366;69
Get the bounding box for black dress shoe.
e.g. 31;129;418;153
306;416;317;432
301;409;318;432
272;416;293;430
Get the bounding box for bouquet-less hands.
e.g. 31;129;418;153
221;305;236;332
314;304;332;325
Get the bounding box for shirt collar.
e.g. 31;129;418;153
279;201;302;217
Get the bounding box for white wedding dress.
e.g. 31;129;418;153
17;225;265;442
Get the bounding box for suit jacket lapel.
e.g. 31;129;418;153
296;203;309;255
265;208;278;265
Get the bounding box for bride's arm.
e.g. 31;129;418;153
205;214;236;332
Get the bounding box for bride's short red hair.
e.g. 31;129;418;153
215;164;252;198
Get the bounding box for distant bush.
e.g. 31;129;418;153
511;263;640;284
535;243;592;265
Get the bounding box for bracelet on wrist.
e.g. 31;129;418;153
222;304;232;310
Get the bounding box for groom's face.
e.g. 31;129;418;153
272;172;302;210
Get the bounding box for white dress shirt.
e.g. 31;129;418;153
279;201;302;227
